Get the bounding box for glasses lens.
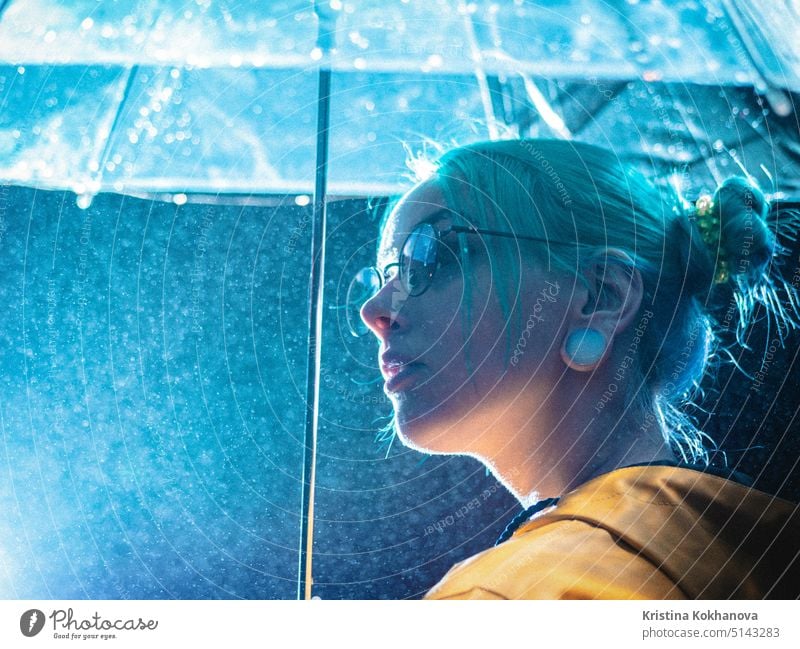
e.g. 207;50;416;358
401;223;438;296
346;267;381;337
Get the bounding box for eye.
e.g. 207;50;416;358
439;234;468;265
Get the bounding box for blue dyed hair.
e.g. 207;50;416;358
378;138;798;464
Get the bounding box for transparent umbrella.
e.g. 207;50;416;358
0;0;799;601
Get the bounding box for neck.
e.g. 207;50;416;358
477;397;676;504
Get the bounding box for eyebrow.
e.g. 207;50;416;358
420;207;458;227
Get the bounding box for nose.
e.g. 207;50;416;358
359;277;411;339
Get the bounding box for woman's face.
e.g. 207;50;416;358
360;179;569;458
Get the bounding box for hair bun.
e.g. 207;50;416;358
711;176;776;283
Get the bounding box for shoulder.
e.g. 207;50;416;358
424;464;800;600
424;517;683;600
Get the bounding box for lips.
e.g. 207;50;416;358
380;352;425;393
380;352;412;378
384;362;424;393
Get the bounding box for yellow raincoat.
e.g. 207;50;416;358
424;465;800;599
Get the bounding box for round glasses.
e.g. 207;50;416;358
346;214;573;337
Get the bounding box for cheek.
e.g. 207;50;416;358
459;281;514;380
506;284;566;375
414;268;468;338
468;272;567;374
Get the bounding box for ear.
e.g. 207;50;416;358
560;248;644;371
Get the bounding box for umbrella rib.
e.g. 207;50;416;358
458;3;500;139
94;65;140;190
476;7;572;140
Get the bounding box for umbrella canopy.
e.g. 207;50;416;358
0;0;798;200
1;0;800;601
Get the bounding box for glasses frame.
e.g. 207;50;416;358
347;209;575;336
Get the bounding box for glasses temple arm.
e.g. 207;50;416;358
449;225;574;245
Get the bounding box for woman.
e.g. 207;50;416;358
348;139;800;599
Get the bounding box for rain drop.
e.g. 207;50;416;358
426;54;443;68
76;194;94;210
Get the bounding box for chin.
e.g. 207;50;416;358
396;430;445;455
393;406;473;456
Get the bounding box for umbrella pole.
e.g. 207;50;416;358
298;2;335;602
